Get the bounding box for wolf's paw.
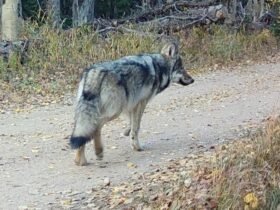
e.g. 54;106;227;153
131;143;143;151
96;152;104;160
95;147;104;160
123;128;131;136
74;157;88;166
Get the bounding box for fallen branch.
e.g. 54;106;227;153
0;40;29;62
123;0;217;23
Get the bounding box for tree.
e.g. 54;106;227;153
1;0;23;41
47;0;61;28
0;0;2;31
72;0;95;27
22;0;40;19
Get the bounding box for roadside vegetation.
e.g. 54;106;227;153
0;22;279;111
155;115;280;210
84;115;280;209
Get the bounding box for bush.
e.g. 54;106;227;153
1;22;278;102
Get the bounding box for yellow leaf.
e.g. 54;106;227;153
61;199;72;206
244;192;258;209
127;162;137;168
22;156;31;161
31;149;39;153
244;204;250;210
48;164;54;169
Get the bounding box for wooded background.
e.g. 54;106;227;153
0;0;279;43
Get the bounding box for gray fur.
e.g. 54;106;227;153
70;43;194;166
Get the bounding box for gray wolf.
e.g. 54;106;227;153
70;43;194;166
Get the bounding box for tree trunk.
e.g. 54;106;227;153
109;0;115;19
260;0;264;17
142;0;151;10
0;0;2;33
253;0;259;22
47;0;61;28
1;0;22;41
0;0;3;32
72;0;95;27
156;0;163;8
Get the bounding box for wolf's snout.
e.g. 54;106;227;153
179;76;194;86
187;78;194;84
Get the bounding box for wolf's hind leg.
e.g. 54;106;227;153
74;145;87;166
130;101;147;151
123;113;131;136
93;127;103;160
70;116;98;166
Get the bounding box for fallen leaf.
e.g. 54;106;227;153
124;197;134;204
61;199;72;206
244;192;258;209
104;177;110;186
149;194;158;202
127;162;137;168
18;206;28;210
48;164;54;169
31;149;39;153
184;178;192;188
22;156;30;161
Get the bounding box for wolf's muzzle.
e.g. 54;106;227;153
179;77;194;86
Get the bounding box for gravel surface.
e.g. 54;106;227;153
0;63;279;209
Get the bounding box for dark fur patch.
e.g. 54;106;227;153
172;57;183;72
117;77;129;98
152;59;170;94
123;57;149;69
160;76;170;92
70;136;91;149
83;91;96;101
80;67;91;80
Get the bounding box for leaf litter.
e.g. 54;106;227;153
49;116;280;209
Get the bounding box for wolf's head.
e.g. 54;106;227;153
161;43;194;86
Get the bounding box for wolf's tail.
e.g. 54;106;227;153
70;69;104;149
70;135;91;149
70;95;100;149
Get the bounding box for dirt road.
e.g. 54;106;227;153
0;63;279;209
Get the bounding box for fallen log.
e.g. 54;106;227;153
92;4;229;36
121;0;217;23
0;40;29;62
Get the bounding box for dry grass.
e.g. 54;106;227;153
180;26;278;70
210;116;280;209
135;116;280;210
0;23;278;109
84;116;280;210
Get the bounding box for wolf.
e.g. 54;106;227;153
70;43;194;166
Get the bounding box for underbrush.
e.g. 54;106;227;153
0;23;278;108
150;115;280;209
181;26;278;69
81;115;280;209
212;116;280;209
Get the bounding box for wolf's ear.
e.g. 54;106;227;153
161;43;178;58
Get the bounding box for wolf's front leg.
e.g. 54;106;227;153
123;127;131;136
130;101;146;151
75;145;87;166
